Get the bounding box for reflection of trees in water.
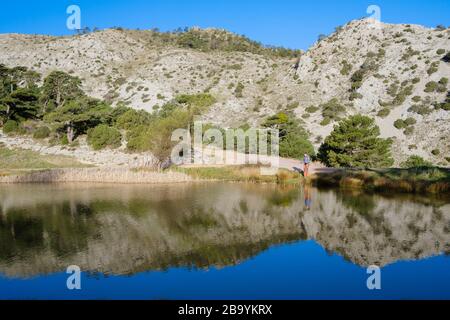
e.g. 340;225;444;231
0;183;448;278
0;201;97;261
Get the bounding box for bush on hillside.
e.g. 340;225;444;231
33;126;51;139
87;124;122;150
400;155;432;168
3;120;19;134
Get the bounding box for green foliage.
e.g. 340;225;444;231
128;109;191;166
401;155;433;168
438;91;450;111
234;82;245;98
170;28;301;58
394;119;407;129
321;98;345;122
0;88;40;123
436;49;446;55
115;108;153;130
431;149;441;156
424;79;447;93
0;65;40;100
403;126;414;136
320;117;331;126
350;57;379;91
175;93;216;112
424;81;438;93
408;104;433;115
404;117;417;126
41;71;83;111
3;120;19;134
318;115;394;168
87;124;122;150
44;97;113;143
427;61;439;75
340;60;352;76
126;93;216;161
377;108;390;118
305;106;319;113
33;126;51;139
262;112;315;158
394;117;416;130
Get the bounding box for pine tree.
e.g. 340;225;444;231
41;71;83;112
318;115;394;168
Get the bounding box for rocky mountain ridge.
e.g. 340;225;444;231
0;18;449;165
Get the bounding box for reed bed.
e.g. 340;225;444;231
0;168;193;184
312;167;450;195
176;165;302;185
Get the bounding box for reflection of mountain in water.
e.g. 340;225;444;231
0;183;448;278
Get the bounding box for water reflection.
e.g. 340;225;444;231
0;183;448;279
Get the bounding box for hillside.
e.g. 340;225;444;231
0;18;449;165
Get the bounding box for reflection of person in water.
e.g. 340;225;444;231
304;184;312;210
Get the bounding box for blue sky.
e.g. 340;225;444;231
1;0;449;50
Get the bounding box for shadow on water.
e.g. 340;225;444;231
0;182;448;279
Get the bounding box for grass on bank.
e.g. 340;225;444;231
312;167;450;195
176;165;302;185
0;143;90;176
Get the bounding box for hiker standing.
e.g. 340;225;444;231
303;154;311;177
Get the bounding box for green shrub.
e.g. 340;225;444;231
424;81;438;93
87;124;122;150
305;106;319;113
439;77;448;86
431;149;441;156
427;61;439;75
409;104;433;115
115;109;152;130
33;126;51;139
234;82;245;98
394;119;407;129
404;117;417;126
377;108;390;118
404;126;414;135
3;120;19;134
401;155;432;168
321;98;345;121
320;117;331;126
412;96;421;102
340;60;352;76
436;49;446;55
60;135;69;145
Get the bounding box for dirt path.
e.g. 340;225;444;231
1;131;334;175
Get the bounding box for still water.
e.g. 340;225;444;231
0;182;448;300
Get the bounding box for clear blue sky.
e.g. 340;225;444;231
1;0;449;50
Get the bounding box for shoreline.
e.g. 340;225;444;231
1;166;449;197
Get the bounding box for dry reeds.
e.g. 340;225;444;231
0;168;193;184
312;167;450;195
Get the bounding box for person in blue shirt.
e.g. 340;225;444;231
303;154;311;177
